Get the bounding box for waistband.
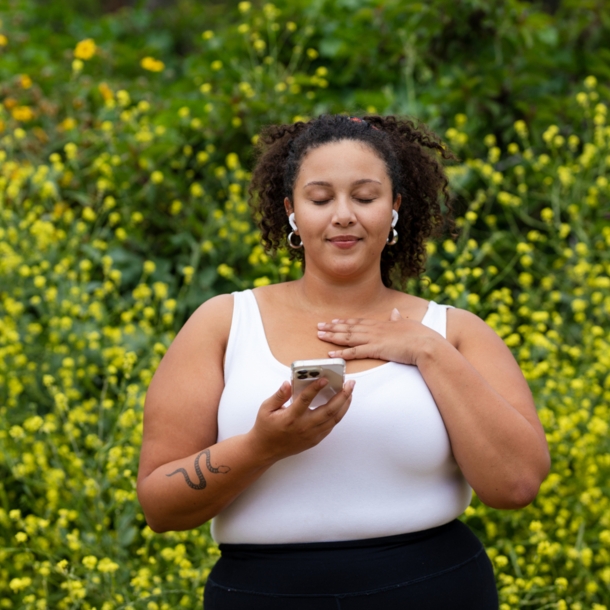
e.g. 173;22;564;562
218;519;456;554
211;519;485;596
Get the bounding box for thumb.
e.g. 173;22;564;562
390;308;402;322
266;381;291;411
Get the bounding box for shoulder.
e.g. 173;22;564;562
176;293;235;353
252;281;295;311
252;282;292;300
445;306;508;353
192;292;234;327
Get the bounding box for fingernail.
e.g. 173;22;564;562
317;322;325;329
345;380;355;392
332;319;339;323
318;378;328;387
328;351;336;357
317;331;326;337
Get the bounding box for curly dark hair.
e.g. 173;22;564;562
248;114;457;288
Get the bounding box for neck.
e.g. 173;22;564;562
290;268;391;317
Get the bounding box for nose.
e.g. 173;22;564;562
331;195;357;227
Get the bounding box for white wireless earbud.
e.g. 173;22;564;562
288;213;298;232
391;210;399;228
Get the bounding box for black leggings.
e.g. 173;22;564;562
204;520;498;609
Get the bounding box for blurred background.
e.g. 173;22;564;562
1;1;610;608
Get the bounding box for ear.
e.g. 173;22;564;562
284;197;293;216
393;193;402;213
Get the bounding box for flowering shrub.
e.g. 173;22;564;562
1;1;610;608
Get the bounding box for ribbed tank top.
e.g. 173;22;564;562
211;289;472;544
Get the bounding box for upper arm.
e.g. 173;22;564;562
447;307;549;449
137;294;234;483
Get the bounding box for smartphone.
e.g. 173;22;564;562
290;358;346;409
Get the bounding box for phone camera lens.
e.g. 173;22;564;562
297;372;308;379
309;371;320;377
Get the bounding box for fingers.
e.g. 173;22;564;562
312;379;355;427
263;381;292;412
327;318;369;325
328;346;363;360
290;378;329;415
317;322;369;346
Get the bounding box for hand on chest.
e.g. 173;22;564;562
263;313;388;374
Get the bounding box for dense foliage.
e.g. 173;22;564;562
1;0;609;608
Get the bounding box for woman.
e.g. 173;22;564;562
137;114;551;609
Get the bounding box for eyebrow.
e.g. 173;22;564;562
303;179;382;188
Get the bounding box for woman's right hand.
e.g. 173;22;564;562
249;378;355;463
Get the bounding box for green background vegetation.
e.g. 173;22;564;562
1;0;609;608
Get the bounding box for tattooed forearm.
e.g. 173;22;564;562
166;449;231;490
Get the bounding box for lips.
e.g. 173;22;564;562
328;235;361;242
327;235;361;249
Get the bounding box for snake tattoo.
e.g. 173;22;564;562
166;449;231;490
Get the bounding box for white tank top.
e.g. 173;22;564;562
211;289;472;544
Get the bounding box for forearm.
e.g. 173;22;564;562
416;337;550;508
137;432;275;532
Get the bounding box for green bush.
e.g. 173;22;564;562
1;1;610;608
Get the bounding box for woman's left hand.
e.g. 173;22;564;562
317;309;439;366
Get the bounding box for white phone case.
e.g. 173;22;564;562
290;358;346;409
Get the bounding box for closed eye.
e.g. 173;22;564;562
312;199;331;204
356;198;375;203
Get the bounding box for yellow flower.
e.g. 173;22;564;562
238;1;251;12
81;207;95;222
20;74;32;89
226;153;239;170
254;276;271;287
190;182;204;197
98;557;120;573
98;81;113;101
202;30;214;40
151;171;164;184
11;105;35;122
143;261;156;275
177;267;194;287
140;57;165;72
9;577;32;592
514;120;528;138
584;75;597;89
74;38;96;60
443;240;456;254
82;555;98;570
152;282;168;301
0;34;7;46
60;117;77;131
217;264;234;278
117;89;131;106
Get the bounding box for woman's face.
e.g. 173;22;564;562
285;139;401;282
